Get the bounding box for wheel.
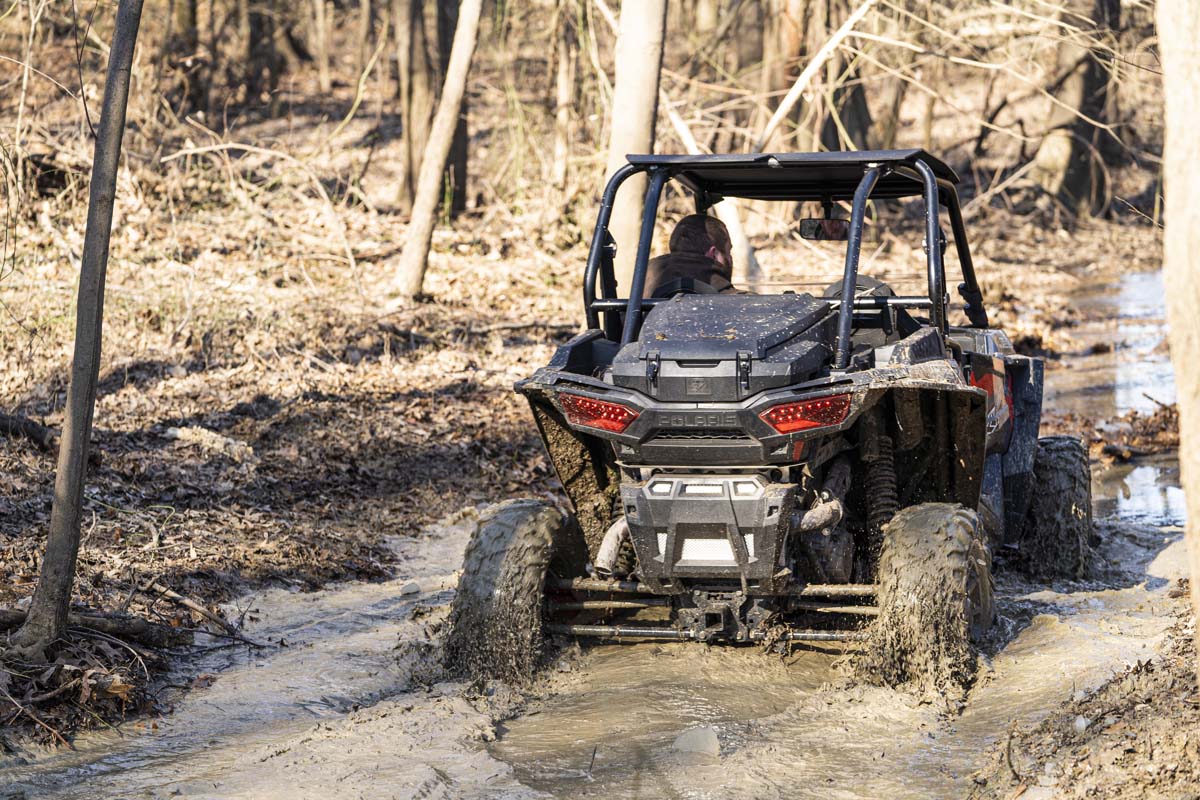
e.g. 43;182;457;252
858;503;994;695
445;500;584;683
1018;436;1092;579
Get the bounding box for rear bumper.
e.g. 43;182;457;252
619;474;796;593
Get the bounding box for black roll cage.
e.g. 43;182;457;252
582;152;989;368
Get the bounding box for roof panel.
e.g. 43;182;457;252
624;150;958;202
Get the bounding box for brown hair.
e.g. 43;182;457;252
668;214;732;260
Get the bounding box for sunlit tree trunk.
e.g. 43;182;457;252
870;76;907;150
12;0;144;660
695;0;720;37
604;0;667;294
394;0;435;213
755;0;814;153
552;0;577;192
1032;0;1120;215
1158;0;1200;678
312;0;332;93
393;0;483;298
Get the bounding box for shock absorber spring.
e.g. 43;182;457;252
864;433;898;551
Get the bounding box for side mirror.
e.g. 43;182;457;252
799;218;850;242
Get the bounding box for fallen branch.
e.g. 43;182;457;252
25;677;82;705
143;580;239;638
1004;718;1024;782
142;582;265;652
0;413;58;451
0;609;193;649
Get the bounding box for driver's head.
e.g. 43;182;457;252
669;214;733;272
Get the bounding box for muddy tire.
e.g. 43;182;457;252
445;500;581;684
858;503;993;695
1018;436;1092;580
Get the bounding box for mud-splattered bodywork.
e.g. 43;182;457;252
518;303;1042;608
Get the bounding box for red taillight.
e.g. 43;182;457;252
759;394;851;434
559;393;639;433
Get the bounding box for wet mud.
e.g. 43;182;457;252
488;524;1183;799
0;270;1184;799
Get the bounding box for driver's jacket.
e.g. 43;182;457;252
643;252;738;298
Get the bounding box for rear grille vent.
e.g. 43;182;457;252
652;429;749;440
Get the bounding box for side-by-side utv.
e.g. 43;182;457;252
447;150;1092;688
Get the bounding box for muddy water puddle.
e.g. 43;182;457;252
1044;269;1174;415
1045;269;1183;526
489;534;1185;800
1;270;1183;799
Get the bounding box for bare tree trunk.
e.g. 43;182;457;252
394;0;435;213
11;0;145;659
165;0;204;112
754;0;813;154
173;0;198;52
552;0;577;192
751;0;877;153
604;0;667;294
920;82;935;149
1032;0;1120;216
870;76;907;150
247;0;281;104
821;0;873;152
695;0;720;36
359;0;375;73
1158;0;1200;680
393;0;483;298
438;0;469;215
312;0;332;93
394;0;414;205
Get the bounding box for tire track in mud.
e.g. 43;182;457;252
487;521;1186;799
2;494;1183;800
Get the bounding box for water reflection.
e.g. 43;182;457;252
1093;456;1185;527
1042;269;1179;524
1042;270;1174;415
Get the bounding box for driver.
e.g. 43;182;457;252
643;214;739;297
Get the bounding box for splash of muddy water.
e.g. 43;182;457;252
0;270;1182;800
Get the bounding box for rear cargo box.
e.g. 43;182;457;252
610;294;835;402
